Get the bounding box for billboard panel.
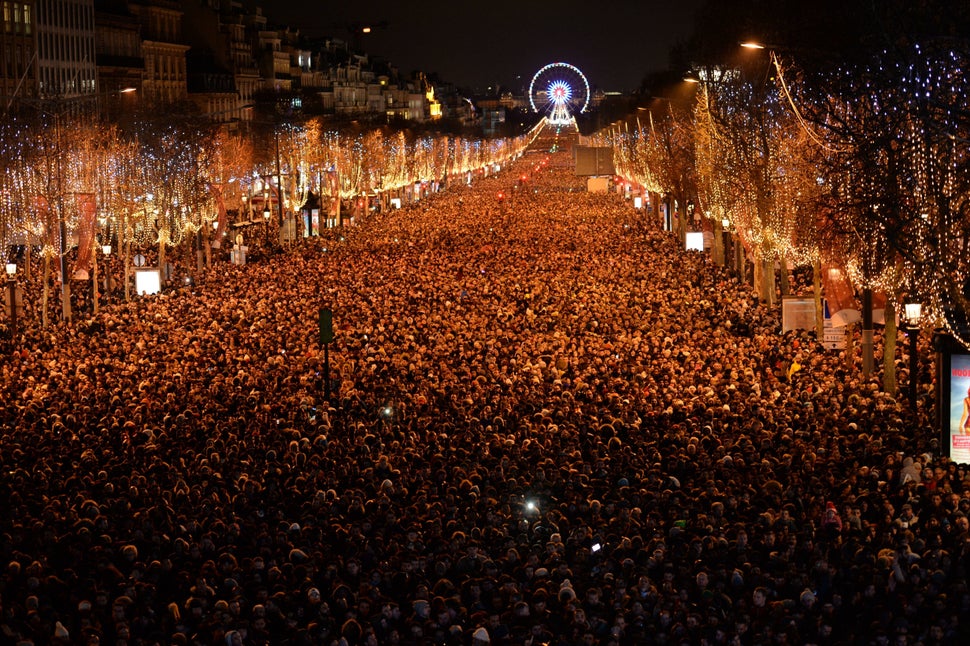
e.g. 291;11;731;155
782;296;816;333
574;146;615;176
685;232;704;252
135;269;161;295
947;352;970;463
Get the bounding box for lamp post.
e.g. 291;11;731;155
904;299;922;416
100;244;112;307
5;262;17;341
721;217;732;273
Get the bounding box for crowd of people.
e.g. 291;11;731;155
1;128;967;646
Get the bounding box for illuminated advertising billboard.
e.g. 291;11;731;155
947;352;970;463
135;269;161;295
685;231;704;252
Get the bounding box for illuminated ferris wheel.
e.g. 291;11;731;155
529;62;590;126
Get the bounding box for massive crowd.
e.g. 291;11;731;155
1;129;967;646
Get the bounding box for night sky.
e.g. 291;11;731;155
265;0;704;93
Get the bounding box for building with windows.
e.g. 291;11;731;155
129;0;187;105
0;1;37;101
93;0;142;109
35;0;97;98
3;0;449;124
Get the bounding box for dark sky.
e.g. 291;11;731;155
264;0;704;93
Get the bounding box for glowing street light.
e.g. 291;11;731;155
905;297;923;415
5;262;18;340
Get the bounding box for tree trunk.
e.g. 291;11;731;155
736;239;745;282
883;299;897;394
753;255;762;300
204;226;212;268
759;257;775;305
813;258;824;342
766;257;777;306
862;287;874;376
41;255;50;329
124;239;131;302
92;242;99;315
158;238;166;286
713;217;724;266
779;256;790;297
845;322;856;371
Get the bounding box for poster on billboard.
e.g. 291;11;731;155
822;299;847;350
782;296;816;333
947;352;970;464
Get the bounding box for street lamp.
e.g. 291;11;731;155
100;244;112;307
721;217;733;272
904;298;923;416
5;263;17;341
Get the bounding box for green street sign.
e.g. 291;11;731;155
318;308;334;345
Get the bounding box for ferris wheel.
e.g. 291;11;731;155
529;62;590;126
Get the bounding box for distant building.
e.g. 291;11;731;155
94;0;143;94
36;0;97;98
482;107;505;138
3;0;453;124
0;0;37;102
130;0;188;105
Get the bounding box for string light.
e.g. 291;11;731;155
603;42;970;349
0;114;541;261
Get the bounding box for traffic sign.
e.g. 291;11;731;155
319;308;334;345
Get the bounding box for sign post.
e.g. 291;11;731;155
319;307;334;404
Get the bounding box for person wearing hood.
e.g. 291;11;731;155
899;457;922;485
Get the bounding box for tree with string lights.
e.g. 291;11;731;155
781;38;970;386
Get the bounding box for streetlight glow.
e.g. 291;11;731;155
905;302;923;325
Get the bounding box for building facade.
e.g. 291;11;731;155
130;0;187;105
93;0;142;103
35;0;97;98
0;0;37;102
4;0;442;123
